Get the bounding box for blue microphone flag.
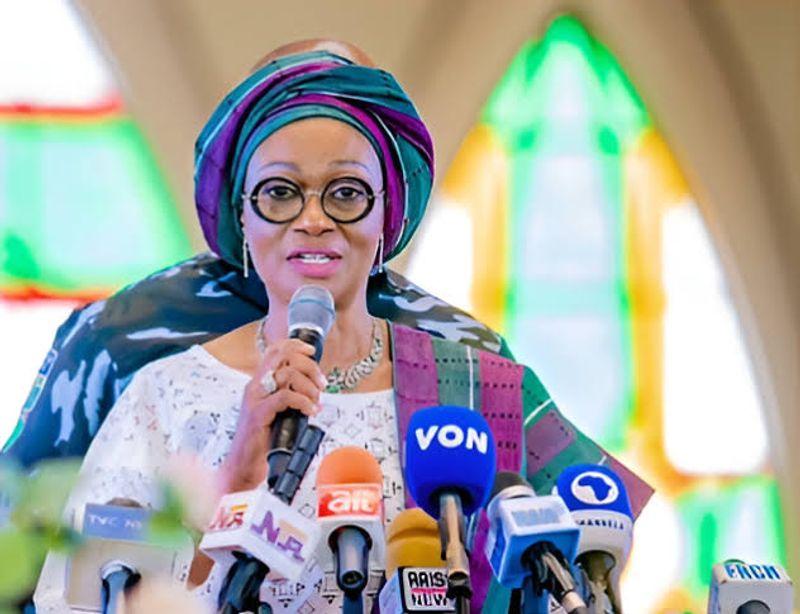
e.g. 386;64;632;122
404;405;496;516
554;464;632;518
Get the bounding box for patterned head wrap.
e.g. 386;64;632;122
194;50;435;268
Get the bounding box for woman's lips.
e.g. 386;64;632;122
287;251;343;278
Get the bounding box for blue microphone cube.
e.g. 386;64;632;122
484;494;580;589
404;405;497;517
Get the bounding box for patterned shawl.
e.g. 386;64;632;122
390;324;653;612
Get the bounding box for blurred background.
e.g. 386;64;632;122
0;0;798;611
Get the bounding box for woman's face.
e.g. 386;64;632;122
242;117;384;309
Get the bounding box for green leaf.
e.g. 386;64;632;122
147;481;196;548
12;459;81;530
0;528;46;602
39;523;83;554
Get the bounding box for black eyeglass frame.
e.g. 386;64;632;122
242;176;385;225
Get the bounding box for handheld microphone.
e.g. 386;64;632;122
379;508;455;613
404;405;497;613
208;422;324;612
316;447;385;611
484;472;586;614
707;560;794;614
554;464;633;614
268;284;335;488
65;502;194;613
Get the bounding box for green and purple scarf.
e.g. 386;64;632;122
194;50;434;268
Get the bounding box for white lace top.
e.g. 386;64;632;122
34;344;405;613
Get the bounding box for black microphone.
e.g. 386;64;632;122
217;285;333;611
267;285;335;489
211;426;326;613
737;602;770;614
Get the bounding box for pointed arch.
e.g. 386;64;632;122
408;14;789;611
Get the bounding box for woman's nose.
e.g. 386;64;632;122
294;193;334;234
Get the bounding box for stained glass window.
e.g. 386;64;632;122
408;15;785;611
0;0;191;442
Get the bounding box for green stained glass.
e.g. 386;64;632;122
676;477;786;600
478;15;649;449
0;116;191;295
482;16;648;152
436;12;787;609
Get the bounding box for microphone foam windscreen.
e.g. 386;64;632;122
404;405;496;517
288;285;335;337
555;464;632;517
316;446;383;487
385;508;443;577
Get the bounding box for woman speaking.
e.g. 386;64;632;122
34;41;649;612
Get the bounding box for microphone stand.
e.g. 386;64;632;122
522;544;588;614
341;591;364;614
333;525;370;614
578;553;617;614
219;554;271;614
100;562;140;614
438;493;471;614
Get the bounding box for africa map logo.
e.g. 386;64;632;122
570;471;619;505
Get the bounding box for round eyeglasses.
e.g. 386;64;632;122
243;176;383;224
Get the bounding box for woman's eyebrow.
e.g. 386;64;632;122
254;161;300;173
254;160;371;173
329;159;371;172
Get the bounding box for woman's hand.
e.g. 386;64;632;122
191;338;327;587
220;338;327;494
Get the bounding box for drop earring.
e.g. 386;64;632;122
242;235;249;278
376;233;384;274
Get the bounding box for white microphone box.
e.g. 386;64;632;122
708;561;793;614
200;486;320;581
66;503;194;612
